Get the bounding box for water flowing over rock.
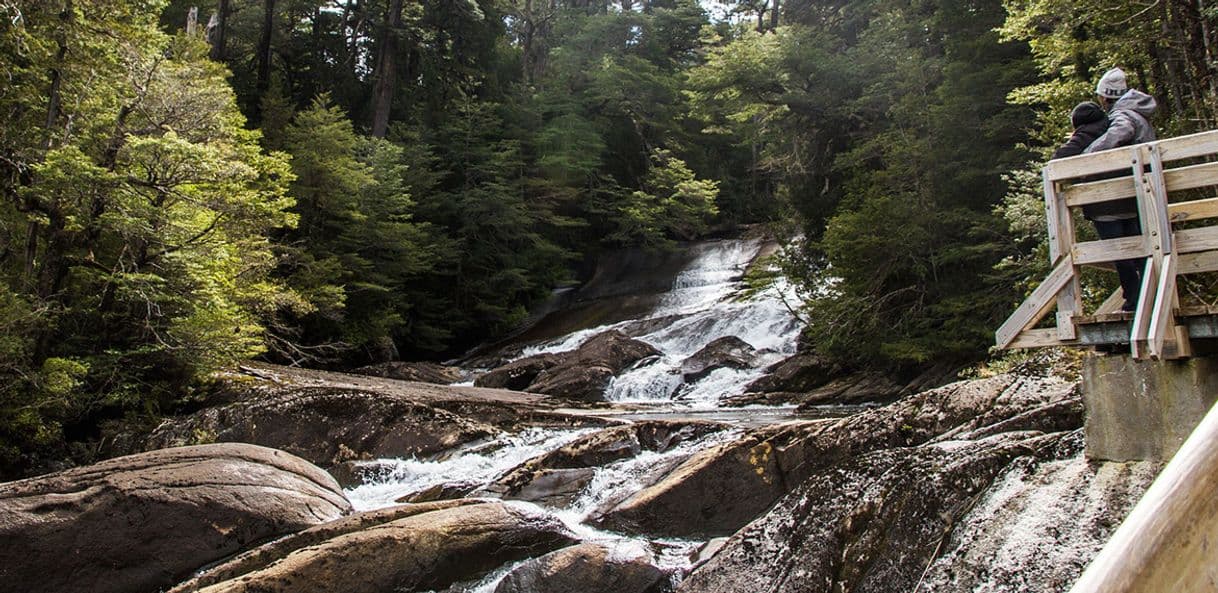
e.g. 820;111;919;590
0;444;350;593
480;421;724;505
477;330;662;401
178;501;576;593
595;375;1084;538
494;542;672;593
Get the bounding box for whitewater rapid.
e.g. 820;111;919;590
345;236;803;591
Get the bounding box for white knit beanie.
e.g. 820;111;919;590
1096;67;1128;99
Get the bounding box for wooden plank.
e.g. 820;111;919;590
1007;328;1068;349
1048;129;1218;183
1169;324;1193;359
1178;250;1218;274
995;254;1076;349
1063;176;1137;208
1095;288;1126;316
1064;161;1218;209
1168;197;1218;223
1147;252;1178;360
1174;226;1218;253
1148;145;1174;254
1155;128;1218;162
1045;172;1081;339
1065;397;1218;593
1130;258;1158;359
1046;147;1137;182
1072;236;1149;265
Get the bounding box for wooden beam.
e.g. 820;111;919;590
1131;258;1158;358
1046;147;1136;182
1073;236;1150;265
1045;172;1081;339
1007;328;1068;349
995;255;1077;349
1048;129;1218;183
1095;288;1126;316
1174;226;1218;253
1064;176;1137;208
1155;128;1218;162
1168;197;1218;223
1066;398;1218;593
1064;161;1218;209
1148;252;1178;360
1178;250;1218;274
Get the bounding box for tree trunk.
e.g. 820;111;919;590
769;0;780;30
256;0;276;104
370;0;404;138
26;0;73;282
209;0;230;61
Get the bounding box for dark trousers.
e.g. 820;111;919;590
1092;217;1144;311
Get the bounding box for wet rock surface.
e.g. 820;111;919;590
481;421;724;504
351;361;464;384
180;501;576;593
494;542;672;593
0;444;350;593
679;336;757;383
596;375;1085;538
475;330;661;401
147;387;502;467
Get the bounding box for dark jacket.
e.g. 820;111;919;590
1051;101;1108;161
1077;90;1158;220
1050;101;1136;220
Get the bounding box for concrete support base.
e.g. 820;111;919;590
1083;353;1218;461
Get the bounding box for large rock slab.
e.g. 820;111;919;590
677;431;1087;593
476;331;661;401
495;542;671;593
0;444;350;593
351;361;464;385
679;336;757;383
184;501;576;593
475;354;562;390
147;387;500;467
595;375;1083;538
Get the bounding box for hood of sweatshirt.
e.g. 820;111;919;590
1071;101;1107;127
1112;89;1158;119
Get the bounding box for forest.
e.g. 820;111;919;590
1;0;1216;473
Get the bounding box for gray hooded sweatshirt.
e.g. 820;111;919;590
1084;89;1158;154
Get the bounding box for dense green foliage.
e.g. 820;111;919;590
4;0;1218;474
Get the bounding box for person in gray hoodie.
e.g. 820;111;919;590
1082;67;1159;311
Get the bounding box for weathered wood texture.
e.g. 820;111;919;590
1068;396;1218;592
998;129;1218;359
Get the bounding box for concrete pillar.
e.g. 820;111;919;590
1083;353;1218;461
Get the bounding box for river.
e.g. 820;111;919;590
344;236;817;591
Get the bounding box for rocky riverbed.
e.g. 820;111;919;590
0;236;1162;593
0;365;1158;593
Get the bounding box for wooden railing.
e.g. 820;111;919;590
996;129;1218;360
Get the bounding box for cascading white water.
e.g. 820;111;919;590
347;236;804;591
518;237;804;406
345;427;595;511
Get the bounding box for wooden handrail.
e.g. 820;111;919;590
1067;398;1218;593
998;129;1218;358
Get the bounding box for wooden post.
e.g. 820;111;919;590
1131;147;1168;357
1044;170;1081;340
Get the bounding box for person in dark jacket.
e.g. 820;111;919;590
1079;67;1158;311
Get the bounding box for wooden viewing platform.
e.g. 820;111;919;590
996;129;1218;360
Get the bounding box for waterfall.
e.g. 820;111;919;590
520;237;804;406
347;235;803;590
